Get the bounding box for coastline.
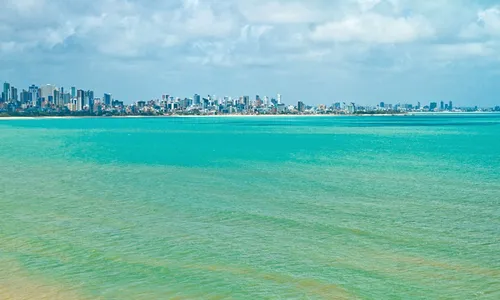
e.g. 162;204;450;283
0;111;498;120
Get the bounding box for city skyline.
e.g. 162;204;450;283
1;1;500;106
2;80;499;117
2;80;499;110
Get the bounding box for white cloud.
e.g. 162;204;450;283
310;13;435;44
434;42;496;59
357;0;382;12
460;6;500;39
239;1;322;24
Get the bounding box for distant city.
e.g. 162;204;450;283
1;81;499;117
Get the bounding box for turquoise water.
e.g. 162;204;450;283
0;115;499;299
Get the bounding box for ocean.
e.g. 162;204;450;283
0;115;499;299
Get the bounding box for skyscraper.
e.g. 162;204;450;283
40;84;57;103
277;94;282;104
103;93;112;106
243;96;250;109
87;90;94;111
29;85;39;107
77;89;84;110
11;86;18;102
53;89;61;106
448;101;453;111
71;87;76;98
440;101;444;110
194;94;201;106
298;101;305;112
3;82;11;102
20;90;30;104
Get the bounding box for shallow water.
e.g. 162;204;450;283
1;115;499;299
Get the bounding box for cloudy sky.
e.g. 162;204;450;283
1;0;500;106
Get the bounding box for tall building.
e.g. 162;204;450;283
347;103;356;114
103;93;112;106
448;101;453;111
87;90;94;110
440;101;445;110
71;87;76;98
77;89;84;110
243;96;250;109
277;94;282;104
380;102;385;108
194;94;201;106
53;89;61;106
3;82;11;102
40;84;57;103
11;86;18;102
29;85;39;107
20;90;30;104
298;101;305;112
430;102;437;111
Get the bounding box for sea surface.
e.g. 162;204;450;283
0;115;499;299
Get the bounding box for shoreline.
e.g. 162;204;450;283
0;112;498;120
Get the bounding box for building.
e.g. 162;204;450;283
28;85;39;107
430;102;438;111
87;90;94;111
71;87;76;98
40;84;57;103
3;82;11;102
194;94;201;106
448;101;453;111
104;93;112;106
277;94;282;104
298;101;305;112
243;96;250;109
347;103;356;114
20;90;30;104
440;101;445;110
77;89;84;111
380;102;385;108
54;89;62;106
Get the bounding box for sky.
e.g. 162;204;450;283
1;0;500;106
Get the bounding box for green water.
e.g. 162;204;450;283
0;115;499;299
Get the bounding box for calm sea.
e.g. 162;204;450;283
0;115;499;299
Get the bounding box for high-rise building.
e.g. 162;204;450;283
347;103;356;114
53;89;61;106
440;101;444;110
11;86;18;102
380;102;385;108
60;93;70;105
243;96;250;109
40;84;57;103
430;102;438;111
87;90;94;111
3;82;11;102
28;85;39;107
298;101;305;112
71;87;76;98
277;94;282;104
103;93;112;106
77;89;84;110
448;101;453;111
20;90;30;104
194;94;201;106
